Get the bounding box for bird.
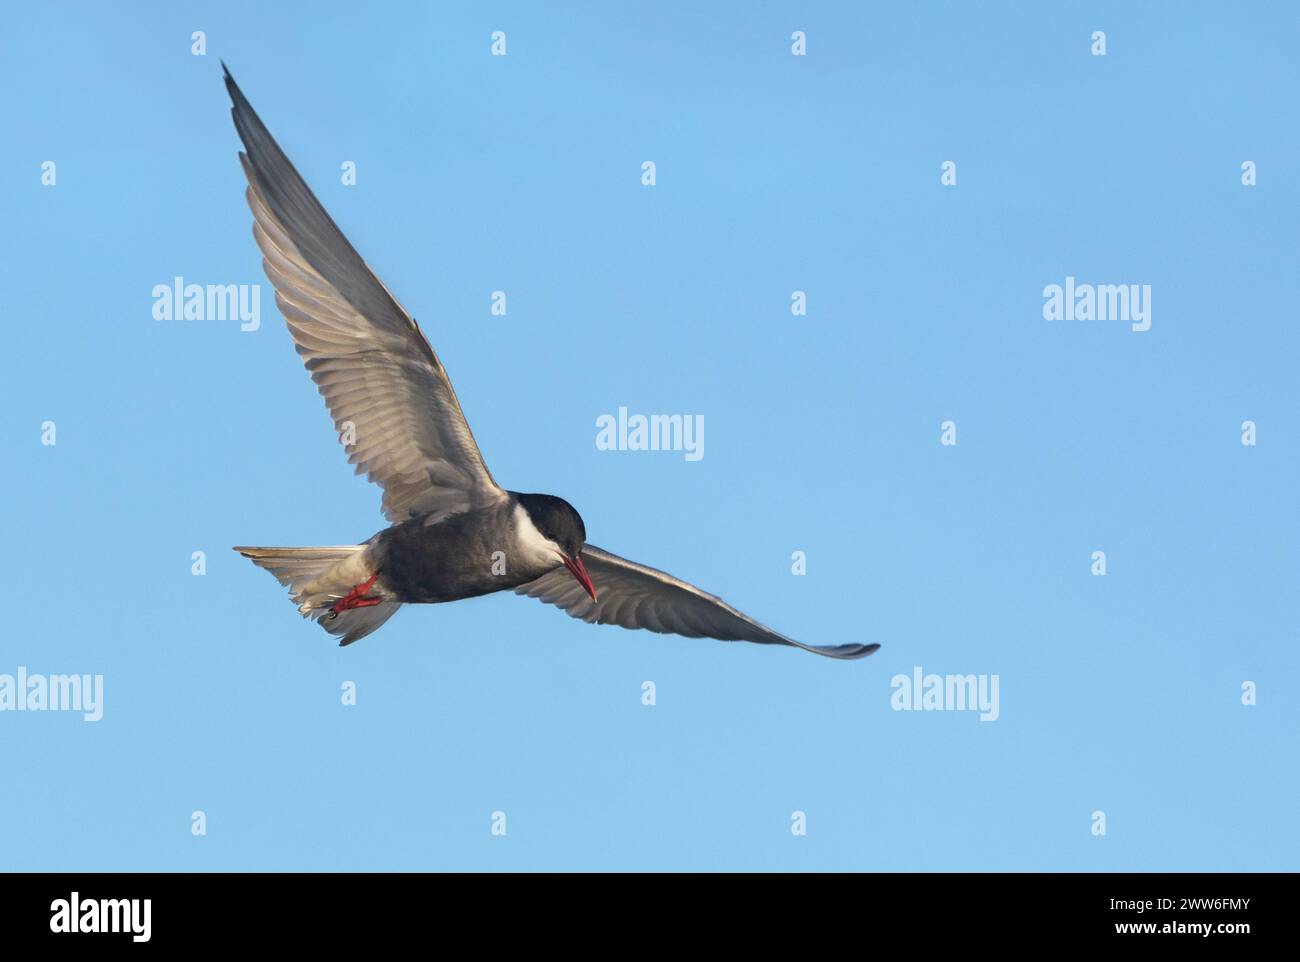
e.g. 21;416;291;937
224;64;880;660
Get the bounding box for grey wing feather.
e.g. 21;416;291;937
224;64;503;523
516;545;880;660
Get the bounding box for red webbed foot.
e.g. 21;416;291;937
330;572;382;615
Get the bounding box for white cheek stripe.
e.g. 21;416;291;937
514;503;563;562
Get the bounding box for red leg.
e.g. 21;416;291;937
331;572;382;613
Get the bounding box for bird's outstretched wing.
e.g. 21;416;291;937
224;64;504;523
516;545;880;659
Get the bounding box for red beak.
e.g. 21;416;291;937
562;554;597;602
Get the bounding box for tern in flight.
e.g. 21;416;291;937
225;65;879;660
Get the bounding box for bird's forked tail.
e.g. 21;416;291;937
233;544;400;646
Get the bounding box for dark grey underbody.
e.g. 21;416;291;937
371;495;556;604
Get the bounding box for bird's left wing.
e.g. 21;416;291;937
516;545;879;660
224;64;505;523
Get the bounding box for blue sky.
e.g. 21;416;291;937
2;1;1296;870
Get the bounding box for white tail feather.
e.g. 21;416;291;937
234;545;401;645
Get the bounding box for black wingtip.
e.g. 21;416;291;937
797;641;881;660
823;642;881;659
221;60;246;108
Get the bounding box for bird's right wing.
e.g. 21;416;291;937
225;65;505;523
516;545;880;660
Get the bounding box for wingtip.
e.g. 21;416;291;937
222;61;246;107
822;641;881;660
